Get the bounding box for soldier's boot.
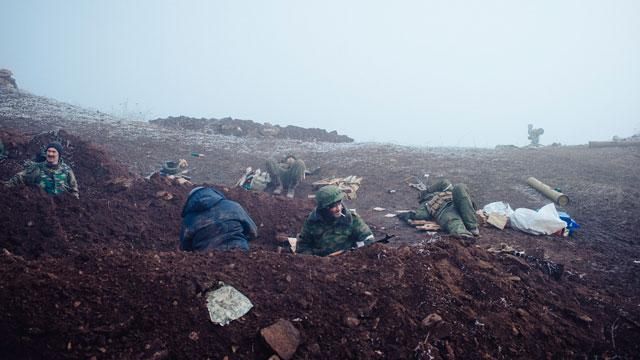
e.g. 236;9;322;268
445;218;474;240
468;227;480;236
273;185;283;195
452;232;474;239
286;188;295;199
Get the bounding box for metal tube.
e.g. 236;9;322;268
526;177;569;207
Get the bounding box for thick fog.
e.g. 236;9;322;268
1;1;638;147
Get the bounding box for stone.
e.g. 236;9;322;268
343;315;360;328
421;313;443;328
260;319;301;360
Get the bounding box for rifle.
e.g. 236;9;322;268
404;174;430;192
327;233;396;257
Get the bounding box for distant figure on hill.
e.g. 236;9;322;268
179;186;258;252
265;154;306;198
4;141;79;199
297;185;374;256
399;179;479;240
0;69;18;92
528;124;544;146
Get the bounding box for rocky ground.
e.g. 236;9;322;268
1;89;639;359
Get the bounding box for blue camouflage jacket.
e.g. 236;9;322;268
180;187;258;252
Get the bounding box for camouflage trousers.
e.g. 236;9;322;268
265;159;306;190
414;183;478;236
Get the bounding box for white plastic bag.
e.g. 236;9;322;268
509;203;566;235
482;201;514;217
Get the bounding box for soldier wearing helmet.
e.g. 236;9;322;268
297;185;374;256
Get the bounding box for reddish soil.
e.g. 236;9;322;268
1;94;639;359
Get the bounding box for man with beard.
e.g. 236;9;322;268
5;141;79;199
297;185;374;256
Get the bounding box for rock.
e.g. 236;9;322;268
421;313;443;328
275;232;289;243
155;191;173;200
445;340;456;359
343;315;360;328
397;246;413;257
578;314;593;323
260;319;301;360
150;350;169;360
188;331;199;341
511;325;520;336
307;342;321;354
106;176;135;191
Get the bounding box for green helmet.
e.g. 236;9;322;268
315;185;344;209
162;160;179;175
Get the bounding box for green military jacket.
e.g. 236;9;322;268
298;207;374;256
8;160;79;198
415;179;454;221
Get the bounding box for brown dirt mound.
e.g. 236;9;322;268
1;127;639;359
150;116;354;143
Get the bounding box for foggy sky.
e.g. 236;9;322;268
1;1;639;147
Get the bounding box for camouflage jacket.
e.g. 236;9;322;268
7;160;79;198
180;187;257;252
298;207;374;256
418;179;454;219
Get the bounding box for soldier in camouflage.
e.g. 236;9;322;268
5;142;79;199
265;154;306;198
297;185;374;256
401;179;479;239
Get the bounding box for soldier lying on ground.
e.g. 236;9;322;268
4;141;79;199
179;186;258;252
399;178;480;239
297;185;375;256
265;154;306;198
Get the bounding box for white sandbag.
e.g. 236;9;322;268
509;203;566;235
